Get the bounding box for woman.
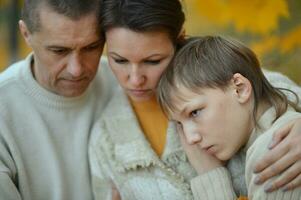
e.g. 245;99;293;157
89;0;301;199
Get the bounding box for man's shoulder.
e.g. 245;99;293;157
0;59;26;88
0;58;28;113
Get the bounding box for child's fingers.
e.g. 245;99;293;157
111;183;121;200
177;125;188;146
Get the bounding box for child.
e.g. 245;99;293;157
157;36;301;199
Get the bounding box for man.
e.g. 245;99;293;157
0;0;116;199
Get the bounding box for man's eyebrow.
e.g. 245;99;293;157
85;39;104;47
46;45;69;49
45;39;104;49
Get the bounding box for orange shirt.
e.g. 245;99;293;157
130;96;168;156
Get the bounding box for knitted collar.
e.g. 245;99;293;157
99;87;186;172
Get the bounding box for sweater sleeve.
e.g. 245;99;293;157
246;128;301;200
190;167;237;200
0;131;22;200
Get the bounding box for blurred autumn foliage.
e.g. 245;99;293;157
185;0;301;84
0;0;300;84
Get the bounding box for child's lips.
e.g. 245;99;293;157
203;145;216;155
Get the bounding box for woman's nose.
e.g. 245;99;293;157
128;66;145;87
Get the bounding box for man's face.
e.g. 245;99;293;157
20;6;104;97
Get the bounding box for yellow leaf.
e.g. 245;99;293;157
227;0;289;34
250;36;279;57
191;0;230;25
279;25;301;53
192;0;289;35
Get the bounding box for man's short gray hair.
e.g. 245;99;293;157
21;0;101;33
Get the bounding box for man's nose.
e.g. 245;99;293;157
67;53;84;78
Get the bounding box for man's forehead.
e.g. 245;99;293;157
34;8;100;45
38;5;98;31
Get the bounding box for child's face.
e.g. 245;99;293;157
169;85;253;161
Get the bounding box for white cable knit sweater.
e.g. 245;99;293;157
0;54;116;200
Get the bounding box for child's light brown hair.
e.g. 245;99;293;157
157;36;300;122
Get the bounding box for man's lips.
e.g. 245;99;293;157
59;78;88;86
63;77;86;81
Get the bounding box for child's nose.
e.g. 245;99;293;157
183;125;202;145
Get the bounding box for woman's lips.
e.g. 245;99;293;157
128;89;151;96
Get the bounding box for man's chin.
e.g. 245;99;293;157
56;86;88;97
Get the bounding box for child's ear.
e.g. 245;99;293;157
231;73;252;104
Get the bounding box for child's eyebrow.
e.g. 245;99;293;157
170;100;189;116
180;105;191;115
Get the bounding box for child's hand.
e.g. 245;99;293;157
112;183;121;200
253;117;301;192
178;125;223;175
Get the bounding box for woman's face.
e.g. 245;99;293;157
105;27;175;102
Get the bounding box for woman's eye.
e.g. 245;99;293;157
114;59;128;64
190;109;202;118
145;60;161;65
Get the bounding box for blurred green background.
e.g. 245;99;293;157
0;0;300;84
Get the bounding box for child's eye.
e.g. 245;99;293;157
190;109;202;118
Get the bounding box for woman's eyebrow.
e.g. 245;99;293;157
108;52;126;58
